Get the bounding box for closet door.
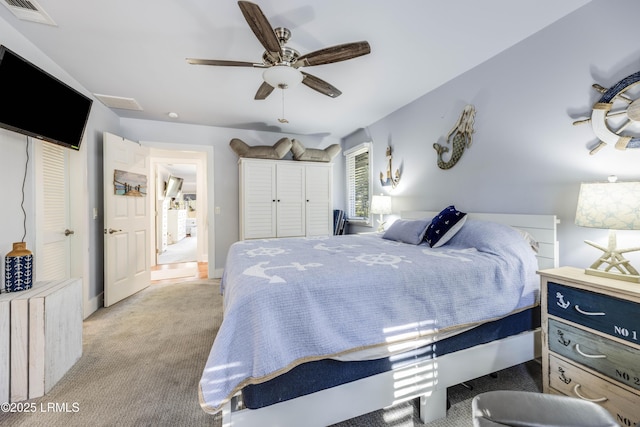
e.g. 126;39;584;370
305;164;332;236
34;141;70;280
275;163;305;238
241;160;276;239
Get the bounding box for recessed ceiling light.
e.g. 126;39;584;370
168;112;179;119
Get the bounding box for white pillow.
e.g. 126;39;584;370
513;227;540;253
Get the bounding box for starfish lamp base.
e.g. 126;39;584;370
583;230;640;283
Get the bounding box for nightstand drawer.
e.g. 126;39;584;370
549;355;640;426
548;282;639;345
549;319;640;391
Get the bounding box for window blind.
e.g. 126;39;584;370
344;143;370;221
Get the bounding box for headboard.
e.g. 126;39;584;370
401;211;559;270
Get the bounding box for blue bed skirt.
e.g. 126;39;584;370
242;306;540;409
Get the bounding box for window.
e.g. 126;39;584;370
344;142;371;223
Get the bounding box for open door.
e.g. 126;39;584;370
103;132;150;307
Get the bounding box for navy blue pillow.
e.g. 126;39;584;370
425;206;467;248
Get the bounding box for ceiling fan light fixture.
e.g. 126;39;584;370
262;65;302;89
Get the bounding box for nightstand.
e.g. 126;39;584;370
539;267;640;426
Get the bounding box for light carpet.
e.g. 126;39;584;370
0;279;541;427
0;279;221;427
158;236;197;264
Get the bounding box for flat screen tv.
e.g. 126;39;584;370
0;45;93;150
164;175;184;199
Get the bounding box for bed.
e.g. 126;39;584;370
199;210;558;426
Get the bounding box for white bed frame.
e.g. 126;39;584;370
220;212;559;427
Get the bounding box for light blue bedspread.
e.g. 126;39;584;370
199;220;539;413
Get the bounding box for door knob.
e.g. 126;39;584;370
64;229;75;236
106;228;122;234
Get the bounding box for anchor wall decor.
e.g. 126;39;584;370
380;145;401;188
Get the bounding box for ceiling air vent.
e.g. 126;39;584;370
2;0;56;25
94;94;144;111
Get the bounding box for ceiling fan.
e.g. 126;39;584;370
186;1;371;100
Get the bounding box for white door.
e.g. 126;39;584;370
241;160;276;239
305;164;332;236
276;163;305;238
103;132;150;307
34;141;70;280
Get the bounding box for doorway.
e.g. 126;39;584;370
148;148;209;281
156;163;197;265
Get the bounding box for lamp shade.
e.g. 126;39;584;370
262;65;303;89
370;194;392;215
575;181;640;230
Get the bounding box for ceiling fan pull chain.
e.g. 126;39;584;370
278;88;289;123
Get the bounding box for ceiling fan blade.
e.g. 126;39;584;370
186;58;264;67
296;41;370;67
238;1;281;57
301;72;342;98
255;81;275;100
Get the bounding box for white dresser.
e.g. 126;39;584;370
0;278;82;402
186;218;197;237
167;209;187;244
539;267;640;426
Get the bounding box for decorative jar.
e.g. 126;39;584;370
4;242;33;292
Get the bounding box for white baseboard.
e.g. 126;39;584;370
84;292;102;319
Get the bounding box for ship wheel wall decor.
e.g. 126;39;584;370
573;70;640;155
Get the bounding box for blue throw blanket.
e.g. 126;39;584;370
199;220;539;413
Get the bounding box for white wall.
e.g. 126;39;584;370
0;128;34;254
345;0;640;269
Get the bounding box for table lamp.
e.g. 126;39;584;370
574;177;640;283
370;194;392;233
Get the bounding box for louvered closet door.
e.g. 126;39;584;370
35;141;70;280
305;164;332;236
242;161;277;239
276;163;305;238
